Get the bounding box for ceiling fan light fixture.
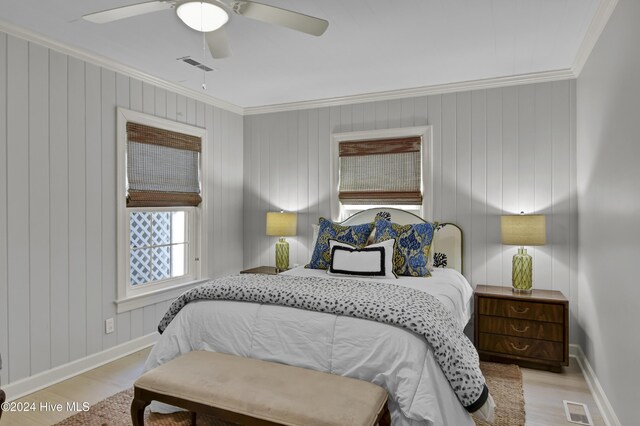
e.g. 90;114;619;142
176;0;229;32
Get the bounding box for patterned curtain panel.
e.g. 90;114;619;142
339;137;422;205
126;122;202;207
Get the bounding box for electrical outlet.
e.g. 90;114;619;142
105;318;115;334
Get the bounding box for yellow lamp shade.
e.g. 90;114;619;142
501;214;546;246
266;212;297;237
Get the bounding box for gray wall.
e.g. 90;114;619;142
243;81;579;340
577;0;640;423
0;31;244;386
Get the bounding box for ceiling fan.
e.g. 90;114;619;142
83;0;329;58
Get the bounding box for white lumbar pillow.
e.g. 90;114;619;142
327;239;397;279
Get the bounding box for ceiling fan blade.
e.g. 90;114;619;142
83;1;173;24
231;1;328;36
206;28;232;58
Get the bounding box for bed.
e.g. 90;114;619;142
144;208;495;425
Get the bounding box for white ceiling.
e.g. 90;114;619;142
0;0;601;108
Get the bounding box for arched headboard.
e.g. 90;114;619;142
340;208;463;274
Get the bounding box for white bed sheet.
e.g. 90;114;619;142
281;266;474;329
144;268;484;426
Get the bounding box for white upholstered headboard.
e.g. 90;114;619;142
341;208;463;274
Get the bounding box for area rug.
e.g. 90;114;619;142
54;362;524;426
473;362;525;426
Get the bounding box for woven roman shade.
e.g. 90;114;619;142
126;122;202;207
339;137;422;205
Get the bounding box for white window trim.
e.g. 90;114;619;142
330;126;433;221
115;108;209;313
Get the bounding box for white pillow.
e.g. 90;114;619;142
309;223;320;263
311;223;320;250
427;224;440;271
327;239;397;279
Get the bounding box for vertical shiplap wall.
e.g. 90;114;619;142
0;31;244;386
243;80;578;341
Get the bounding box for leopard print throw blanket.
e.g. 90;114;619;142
157;274;489;412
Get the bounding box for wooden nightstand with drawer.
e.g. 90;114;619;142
474;285;569;372
240;266;279;275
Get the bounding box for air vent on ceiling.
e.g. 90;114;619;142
177;56;215;72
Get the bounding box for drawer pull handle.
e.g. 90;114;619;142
509;343;530;352
510;324;530;333
510;306;530;314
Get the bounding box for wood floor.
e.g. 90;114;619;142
1;348;604;426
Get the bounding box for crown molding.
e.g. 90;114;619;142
0;19;244;115
572;0;618;77
243;68;576;115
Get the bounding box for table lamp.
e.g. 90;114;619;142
266;211;297;271
501;213;546;293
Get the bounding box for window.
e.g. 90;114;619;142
116;108;208;313
128;210;189;285
331;126;432;221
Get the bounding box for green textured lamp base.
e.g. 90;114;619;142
275;237;290;272
512;247;533;293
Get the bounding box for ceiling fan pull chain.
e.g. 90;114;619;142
201;31;207;90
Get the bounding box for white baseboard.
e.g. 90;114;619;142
3;333;158;401
569;344;621;426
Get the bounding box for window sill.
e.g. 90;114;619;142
115;278;209;313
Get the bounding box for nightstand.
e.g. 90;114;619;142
474;285;569;372
240;266;279;275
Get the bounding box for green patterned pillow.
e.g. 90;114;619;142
374;219;436;277
306;217;374;270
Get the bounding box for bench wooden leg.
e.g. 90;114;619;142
0;388;5;420
191;410;197;426
131;396;151;426
377;402;391;426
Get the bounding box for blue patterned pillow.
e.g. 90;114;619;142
374;219;435;277
306;218;374;270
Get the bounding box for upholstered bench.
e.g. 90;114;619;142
132;351;390;426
